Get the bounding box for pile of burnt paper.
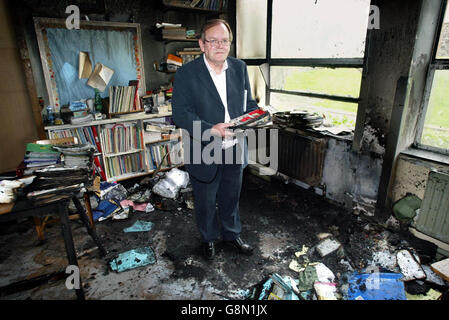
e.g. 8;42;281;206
25;166;90;205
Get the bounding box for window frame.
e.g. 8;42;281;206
238;0;369;125
415;0;449;155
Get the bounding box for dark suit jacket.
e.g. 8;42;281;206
172;55;258;183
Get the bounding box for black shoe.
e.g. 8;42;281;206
202;242;215;260
225;237;253;255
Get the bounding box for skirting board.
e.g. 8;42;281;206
409;227;449;255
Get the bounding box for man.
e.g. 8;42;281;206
172;19;258;260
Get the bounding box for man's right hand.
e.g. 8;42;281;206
211;123;234;138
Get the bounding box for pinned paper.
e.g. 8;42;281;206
78;51;92;79
87;63;114;92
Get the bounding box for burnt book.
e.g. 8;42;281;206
229;108;271;130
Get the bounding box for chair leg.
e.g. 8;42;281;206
83;192;95;230
72;196;106;257
33;217;45;241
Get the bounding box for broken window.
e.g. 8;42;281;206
236;0;371;130
416;1;449;154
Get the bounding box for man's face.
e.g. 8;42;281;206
199;23;231;66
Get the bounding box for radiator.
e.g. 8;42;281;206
277;130;326;187
415;170;449;244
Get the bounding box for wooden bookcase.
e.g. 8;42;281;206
45;112;183;182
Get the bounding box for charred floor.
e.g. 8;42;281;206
0;169;447;300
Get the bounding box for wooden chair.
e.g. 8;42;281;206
32;137;96;241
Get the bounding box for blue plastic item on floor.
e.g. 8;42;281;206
347;272;406;300
92;199;120;221
110;247;156;272
123;220;154;233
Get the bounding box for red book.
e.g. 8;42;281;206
128;80;140;111
91;126;102;153
94;156;106;181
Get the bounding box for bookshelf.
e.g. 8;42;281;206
45;112;183;182
162;0;228;14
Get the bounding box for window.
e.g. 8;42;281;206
236;0;267;59
271;0;370;59
416;1;449;154
237;0;372;130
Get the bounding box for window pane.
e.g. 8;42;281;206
271;0;371;59
270;92;357;129
420;70;449;150
271;66;363;98
248;66;266;106
436;3;449;59
236;0;267;59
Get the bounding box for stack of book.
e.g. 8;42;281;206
48;127;106;181
26;166;89;205
23;143;61;175
176;47;202;64
69;101;94;125
162;26;187;40
166;54;183;71
108;81;141;115
272;111;324;130
53;144;95;169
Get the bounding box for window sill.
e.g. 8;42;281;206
400;147;449;166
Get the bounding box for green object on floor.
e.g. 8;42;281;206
393;195;422;221
297;265;319;291
110;247;156;272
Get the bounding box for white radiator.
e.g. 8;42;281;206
415;170;449;244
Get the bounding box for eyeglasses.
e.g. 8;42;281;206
204;39;231;47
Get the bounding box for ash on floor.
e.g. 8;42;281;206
0;170;447;300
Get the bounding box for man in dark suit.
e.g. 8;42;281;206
172;19;258;260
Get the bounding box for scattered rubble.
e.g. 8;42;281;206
316;238;341;257
396;249;426;281
3;167;448;300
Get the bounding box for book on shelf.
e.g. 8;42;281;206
101;122;143;154
162;26;186;39
144;131;162;144
49;126;100;153
190;0;202;7
128;80;142;111
93;156;106;181
108;85;142;114
105;153;144;179
145;140;182;171
167;54;183;66
164;0;227;11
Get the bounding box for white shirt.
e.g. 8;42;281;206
203;55;230;123
203;55;237;150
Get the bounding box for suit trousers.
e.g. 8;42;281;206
190;162;244;243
